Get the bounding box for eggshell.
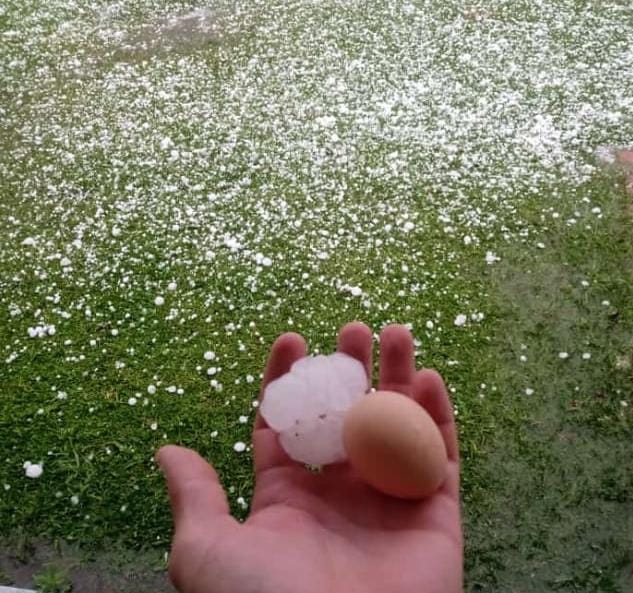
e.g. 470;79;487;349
342;390;448;499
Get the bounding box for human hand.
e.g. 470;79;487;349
158;322;463;593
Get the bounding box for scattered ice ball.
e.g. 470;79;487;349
204;351;216;361
154;296;165;306
525;388;534;396
128;397;137;406
111;226;121;237
147;385;157;395
485;251;499;265
260;352;368;465
22;237;36;246
454;314;467;327
70;495;79;506
233;442;246;453
582;352;592;360
167;281;177;291
24;462;43;478
60;257;72;267
211;430;218;438
558;352;569;360
238;415;248;424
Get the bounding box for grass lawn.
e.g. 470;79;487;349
1;1;632;591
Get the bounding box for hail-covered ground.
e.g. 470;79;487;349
1;0;632;571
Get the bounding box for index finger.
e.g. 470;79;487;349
254;332;307;430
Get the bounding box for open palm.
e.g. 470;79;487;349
158;322;463;593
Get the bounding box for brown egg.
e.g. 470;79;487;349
342;390;448;499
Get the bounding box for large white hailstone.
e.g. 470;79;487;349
261;353;368;466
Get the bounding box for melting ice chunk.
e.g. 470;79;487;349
260;352;368;465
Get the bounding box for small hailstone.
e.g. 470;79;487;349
204;351;215;361
463;235;472;245
485;251;499;265
207;367;217;376
525;388;534;396
150;422;158;430
70;495;79;505
601;300;610;306
252;400;259;408
147;385;156;395
47;325;56;336
403;221;415;232
60;256;72;267
154;296;165;306
559;352;569;360
167;281;177;291
166;385;177;393
111;226;121;237
22;237;36;246
246;374;254;383
238;415;248;424
262;257;272;267
454;314;467;327
582;352;592;360
128;397;137;406
520;355;527;362
211;430;218;437
177;388;184;395
233;442;247;452
260;352;368;465
236;496;248;509
24;462;43;478
111;328;119;336
350;286;363;297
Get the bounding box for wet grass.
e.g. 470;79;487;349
1;1;632;591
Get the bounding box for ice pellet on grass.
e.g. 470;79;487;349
24;462;43;478
260;352;368;465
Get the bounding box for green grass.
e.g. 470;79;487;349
1;1;633;591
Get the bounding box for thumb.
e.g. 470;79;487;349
157;445;233;529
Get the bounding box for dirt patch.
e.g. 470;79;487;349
107;7;240;63
0;539;174;593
